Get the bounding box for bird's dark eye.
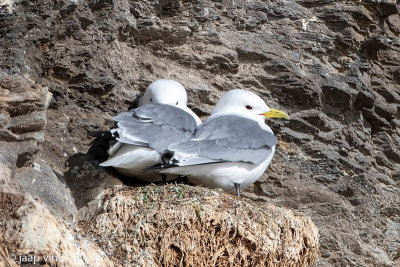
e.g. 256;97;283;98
150;98;152;102
245;105;252;110
176;101;179;105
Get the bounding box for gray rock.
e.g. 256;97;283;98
0;0;399;266
64;153;123;209
14;163;77;221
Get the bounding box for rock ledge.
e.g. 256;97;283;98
82;184;319;266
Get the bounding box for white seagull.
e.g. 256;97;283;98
150;89;289;196
99;79;201;182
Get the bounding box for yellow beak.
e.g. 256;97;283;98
262;109;289;119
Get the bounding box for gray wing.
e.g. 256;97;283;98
168;115;277;165
113;104;198;153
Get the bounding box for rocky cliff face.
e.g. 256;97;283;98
0;0;399;266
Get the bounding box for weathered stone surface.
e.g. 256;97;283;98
2;199;112;267
14;162;77;221
0;75;51;142
0;0;399;266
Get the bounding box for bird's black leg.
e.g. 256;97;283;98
162;174;167;184
234;183;241;197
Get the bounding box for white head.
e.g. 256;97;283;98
212;89;289;120
138;79;202;125
138;79;188;108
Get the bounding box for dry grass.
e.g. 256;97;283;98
82;184;319;266
0;236;16;267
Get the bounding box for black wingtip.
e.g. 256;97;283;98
88;130;112;138
87;130;119;139
132;95;141;109
143;162;179;171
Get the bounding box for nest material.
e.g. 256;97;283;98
83;184;320;266
0;236;16;267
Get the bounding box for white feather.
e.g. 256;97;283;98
162;147;275;192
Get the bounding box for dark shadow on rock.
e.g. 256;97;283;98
64;136;183;209
86;135;113;163
62;95;181;209
54;170;67;184
64;151;121;209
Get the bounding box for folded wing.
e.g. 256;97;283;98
167;115;277;166
114;104;198;153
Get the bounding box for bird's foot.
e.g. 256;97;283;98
162;174;167;184
234;183;241;197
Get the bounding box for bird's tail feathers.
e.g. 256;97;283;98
143;150;179;170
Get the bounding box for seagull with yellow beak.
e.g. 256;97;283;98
148;89;289;196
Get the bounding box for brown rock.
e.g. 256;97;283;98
2;200;112;267
0;0;399;266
